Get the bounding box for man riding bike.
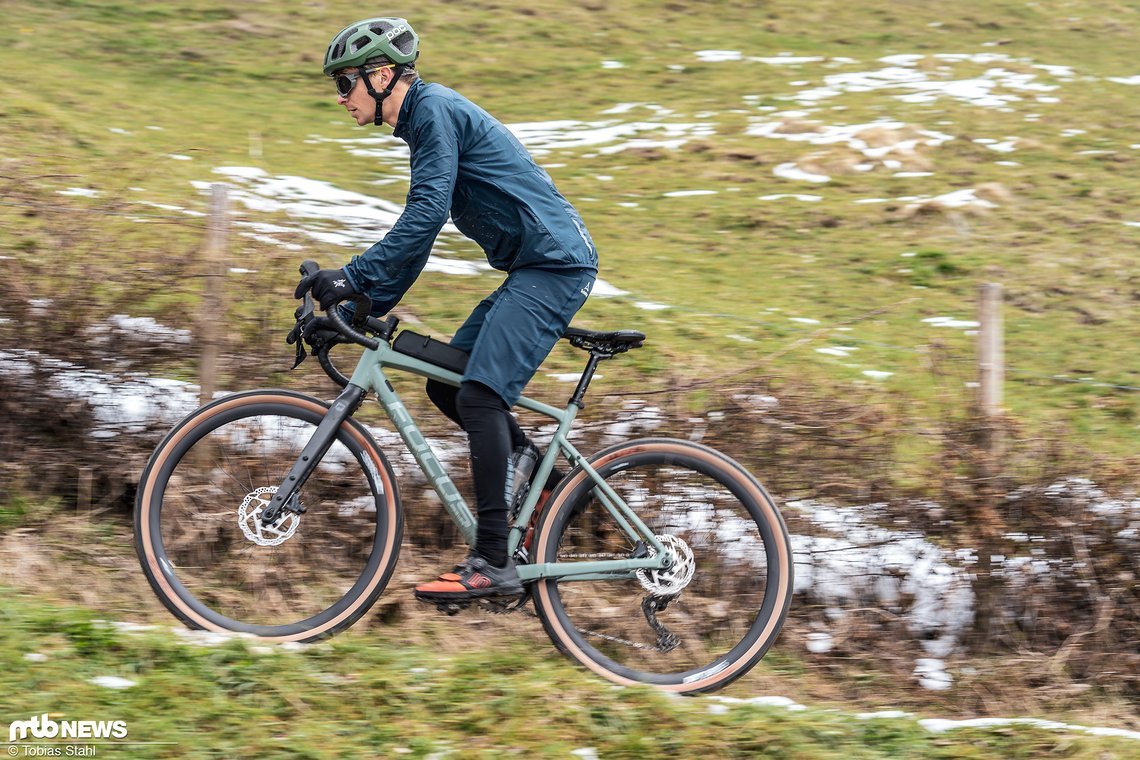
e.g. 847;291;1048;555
297;18;598;602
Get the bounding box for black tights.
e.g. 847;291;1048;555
426;380;524;566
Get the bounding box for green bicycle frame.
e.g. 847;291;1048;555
342;339;671;583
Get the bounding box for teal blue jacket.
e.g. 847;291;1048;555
342;79;597;306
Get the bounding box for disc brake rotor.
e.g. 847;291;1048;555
636;534;695;595
237;486;300;547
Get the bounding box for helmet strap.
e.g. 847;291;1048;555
362;64;408;126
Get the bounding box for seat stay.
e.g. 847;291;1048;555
513;432;670;582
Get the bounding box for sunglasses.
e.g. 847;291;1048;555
333;64;393;98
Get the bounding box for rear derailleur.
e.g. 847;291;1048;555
642;594;681;652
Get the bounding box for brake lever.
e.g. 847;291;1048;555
298;259;319;319
286;260;322;368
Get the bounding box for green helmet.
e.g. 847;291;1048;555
323;17;419;76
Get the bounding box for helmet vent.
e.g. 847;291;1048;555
390;31;415;56
351;35;371;52
329;26;358;62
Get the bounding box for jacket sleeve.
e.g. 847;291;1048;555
343;95;459;293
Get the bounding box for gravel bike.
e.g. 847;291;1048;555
135;261;794;693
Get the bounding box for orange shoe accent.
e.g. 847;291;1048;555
415;579;467;594
414;557;523;600
466;572;492;589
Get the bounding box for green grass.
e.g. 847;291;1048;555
0;0;1137;465
2;587;1136;759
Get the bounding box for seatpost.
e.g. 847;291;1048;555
569;352;607;408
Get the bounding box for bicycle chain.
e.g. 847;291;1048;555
474;591;681;654
467;553;682;653
575;627;666;652
476;599;678;653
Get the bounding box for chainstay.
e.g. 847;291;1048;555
483;549;684;651
502;557;683;652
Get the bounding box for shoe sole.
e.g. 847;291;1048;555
414;586;524;602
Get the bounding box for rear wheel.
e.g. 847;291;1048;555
531;438;793;693
134;390;402;641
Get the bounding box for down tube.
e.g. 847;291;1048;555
367;364;478;547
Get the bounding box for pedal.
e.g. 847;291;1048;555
433;600;471;616
476;591;530;615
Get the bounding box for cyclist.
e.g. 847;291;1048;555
297;18;598;601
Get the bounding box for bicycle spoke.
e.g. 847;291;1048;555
534;440;792;691
152;407;386;629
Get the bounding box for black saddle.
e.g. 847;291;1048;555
562;327;646;356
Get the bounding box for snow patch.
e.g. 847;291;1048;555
914;658;953;690
790;53;1064;109
58;188;100;197
695;50;743;63
774;163;830;183
789;501;974;656
89;676;137;690
759;194;823;202
923;316;980;329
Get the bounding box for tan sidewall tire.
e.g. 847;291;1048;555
531;438;793;693
134;390;401;642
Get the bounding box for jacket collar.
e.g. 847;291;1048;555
392;78;425;140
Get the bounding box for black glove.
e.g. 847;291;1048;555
294;268;358;311
286;309;346;369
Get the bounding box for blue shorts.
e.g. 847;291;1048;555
450;267;596;406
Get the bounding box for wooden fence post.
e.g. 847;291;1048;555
198;184;228;405
972;282;1004;646
978;283;1004;417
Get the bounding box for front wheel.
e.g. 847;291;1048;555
134;390;402;641
531;438;793;693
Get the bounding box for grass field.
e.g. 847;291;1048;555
1;0;1137;465
2;587;1137;759
2;5;1139;751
